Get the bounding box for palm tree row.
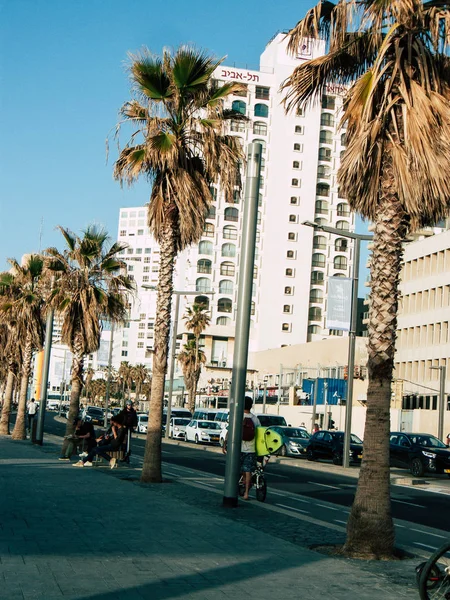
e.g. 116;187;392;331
0;227;135;440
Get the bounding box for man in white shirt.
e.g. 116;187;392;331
26;398;37;432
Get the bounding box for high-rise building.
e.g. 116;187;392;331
114;33;356;372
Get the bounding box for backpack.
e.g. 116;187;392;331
242;416;256;441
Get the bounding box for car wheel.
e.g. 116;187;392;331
332;451;343;466
306;448;316;461
195;435;199;445
410;457;425;477
280;445;287;457
219;437;224;448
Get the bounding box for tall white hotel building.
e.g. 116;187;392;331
114;33;355;372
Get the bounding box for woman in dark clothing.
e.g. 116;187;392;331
73;416;126;469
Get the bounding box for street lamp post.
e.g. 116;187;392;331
431;365;447;441
35;308;54;445
303;221;372;467
104;322;115;428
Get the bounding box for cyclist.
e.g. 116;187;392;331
223;396;260;500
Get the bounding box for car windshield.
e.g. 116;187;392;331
334;432;363;444
282;428;310;439
410;435;447;448
174;419;190;426
139;416;148;422
258;416;287;427
198;421;221;430
172;411;191;419
88;409;103;415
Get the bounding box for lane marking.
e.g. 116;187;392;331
392;499;425;508
414;542;438;551
396;524;406;529
308;482;341;490
316;504;340;511
276;503;310;514
334;520;347;525
267;473;289;479
411;529;445;539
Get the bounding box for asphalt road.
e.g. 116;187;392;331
42;412;449;554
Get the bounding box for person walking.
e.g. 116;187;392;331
26;398;37;433
119;400;138;463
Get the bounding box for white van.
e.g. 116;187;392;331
192;408;218;423
255;414;288;427
214;409;229;429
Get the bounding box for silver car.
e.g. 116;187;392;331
169;417;190;439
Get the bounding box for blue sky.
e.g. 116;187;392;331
0;0;369;292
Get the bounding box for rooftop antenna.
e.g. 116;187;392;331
38;217;44;252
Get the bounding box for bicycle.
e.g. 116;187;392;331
416;542;450;599
238;455;269;502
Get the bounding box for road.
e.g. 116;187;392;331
44;412;448;554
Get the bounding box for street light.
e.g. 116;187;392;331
430;365;447;441
141;285;214;438
303;220;373;468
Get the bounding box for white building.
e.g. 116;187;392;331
114;33;356;376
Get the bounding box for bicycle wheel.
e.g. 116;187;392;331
418;542;450;599
255;477;267;502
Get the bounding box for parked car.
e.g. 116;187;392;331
162;408;192;429
389;432;450;477
270;426;311;457
214;409;230;429
185;420;222;445
306;430;363;465
46;400;60;411
82;406;105;425
192;408;218;422
137;413;148;433
219;425;228;448
169;417;191;439
255;414;288;427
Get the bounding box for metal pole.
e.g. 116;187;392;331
35;309;54;445
277;364;282;415
223;143;261;507
58;350;67;417
104;322;115;429
343;237;360;468
165;293;180;439
263;383;267;414
311;373;319;432
323;380;329;428
438;366;446;442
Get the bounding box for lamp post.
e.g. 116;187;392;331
303;221;372;467
431;365;447;441
142;285;214;439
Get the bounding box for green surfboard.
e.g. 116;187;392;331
255;426;283;456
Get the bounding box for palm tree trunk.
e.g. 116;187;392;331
344;163;408;558
64;345;84;438
0;370;15;435
142;218;176;483
11;337;33;440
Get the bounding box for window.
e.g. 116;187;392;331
293;143;303;152
122;341;128;347
287;250;296;259
308;325;322;335
217;316;231;326
198;240;213;255
259;176;264;189
316;183;330;197
283;305;292;313
321;113;335;127
310;289;324;303
218;298;232;313
317;165;330;179
128;265;134;272
143;276;149;282
231;120;245;132
137;342;144;349
253;121;267;135
253;265;258;279
296;105;304;116
284;286;293;295
219;279;233;294
293;161;301;169
329;329;344;336
223;225;237;240
313;235;327;250
315;218;326;228
220;261;235;276
258;194;263;207
137;229;144;235
143;266;150;273
121;351;128;357
224;207;239;222
285;268;294;277
336;220;350;231
291;178;300;187
195;295;210;310
290;196;299;205
203;222;215;237
319;147;331;162
289;214;298;223
341;133;347;146
315;200;329;215
209;186;217;200
232;100;246;115
260;157;266;172
308;307;322;321
295;125;304;134
251;301;255;315
311;271;325;285
121;212;128;218
319;130;333;144
312;253;326;267
136;248;142;254
226;190;240;204
197;259;212;274
138;333;144;339
253;138;266;152
255;86;270;100
322;95;335;110
254;103;269;118
144;257;151;263
139;322;145;329
337;202;350;217
335;238;348;252
288;232;297;241
196;277;212;292
145;248;151;254
207;205;216;219
222;243;236;257
282;323;291;332
334;255;348;270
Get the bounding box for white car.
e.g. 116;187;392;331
185;420;222;445
169;417;190;439
220;426;228;448
137;413;148;433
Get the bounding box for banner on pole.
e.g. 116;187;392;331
326;277;352;331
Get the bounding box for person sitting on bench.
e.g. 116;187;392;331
73;415;126;469
59;417;96;461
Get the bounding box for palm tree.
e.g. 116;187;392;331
113;46;245;483
83;367;95;401
132;364;150;406
283;1;450;558
0;257;46;440
0;322;20;435
45;226;135;437
183;302;210;411
118;361;133;402
177;340;206;412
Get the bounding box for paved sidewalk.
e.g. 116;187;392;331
0;436;419;599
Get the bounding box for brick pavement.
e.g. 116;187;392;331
0;435;419;599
